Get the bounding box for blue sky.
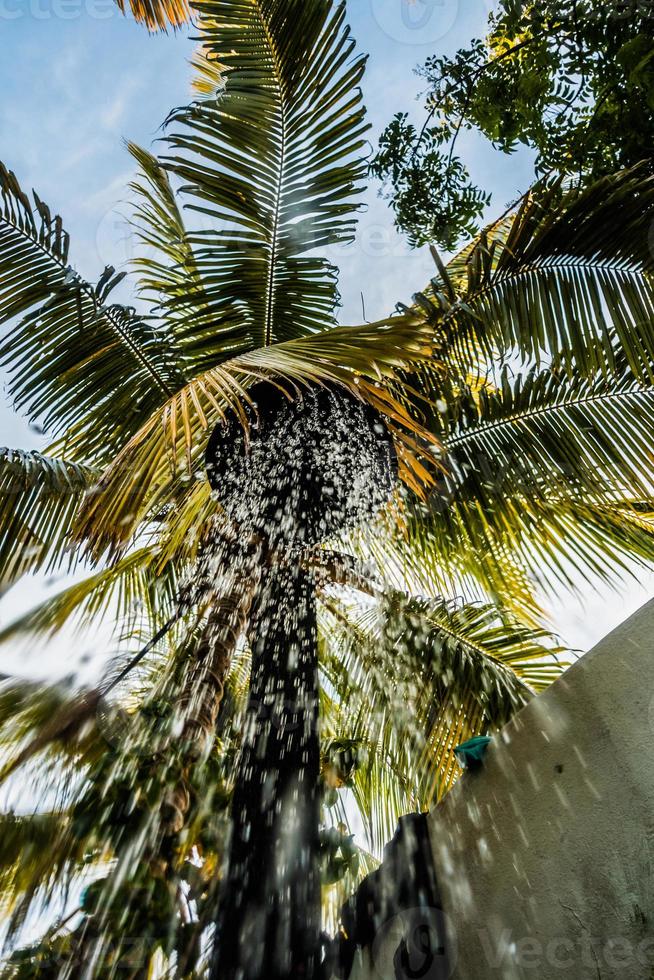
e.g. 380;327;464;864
0;0;649;677
0;0;534;361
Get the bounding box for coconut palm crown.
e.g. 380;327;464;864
1;1;654;976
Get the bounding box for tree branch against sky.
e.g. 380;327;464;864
372;0;654;249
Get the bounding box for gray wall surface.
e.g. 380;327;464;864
351;598;654;980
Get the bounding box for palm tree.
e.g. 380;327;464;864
0;1;653;976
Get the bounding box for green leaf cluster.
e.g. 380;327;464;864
373;0;654;247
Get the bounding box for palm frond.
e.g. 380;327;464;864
400;491;654;603
0;547;177;646
443;363;654;506
0;680;108;794
128;142;212;365
0;691;102;788
73;315;438;558
152;480;215;570
416;167;654;380
319;593;566;850
114;0;189;31
158;0;369;362
0;163;186;462
190;42;226;96
0;450;98;585
394;359;654;597
353;513;547;626
0;812;89;922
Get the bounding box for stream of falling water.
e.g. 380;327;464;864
205;387;397;979
1;388;430;980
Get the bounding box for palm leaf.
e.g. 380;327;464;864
353;512;547;626
319;592;566;850
394;359;654;598
127;142;215;368
399;491;654;603
158;0;369;361
0;547;177;645
0;450;98;585
73;315;438;557
0;680;110;806
0;812;89;925
114;0;189;31
443;363;654;505
415;167;654;381
0;163;186;462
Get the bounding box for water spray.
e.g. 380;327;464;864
206;382;397;980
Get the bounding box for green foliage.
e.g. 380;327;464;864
373;0;654;247
2;0;654;972
319;592;565;851
362;168;654;607
0;664;233;977
158;0;369;359
370;114;491;250
0;548;178;646
0;163;186;465
0;450;98;585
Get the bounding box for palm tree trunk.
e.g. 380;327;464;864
211;560;322;980
163;548;263;836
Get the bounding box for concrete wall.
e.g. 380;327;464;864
352;598;654;980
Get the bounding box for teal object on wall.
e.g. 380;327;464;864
455;736;492;769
